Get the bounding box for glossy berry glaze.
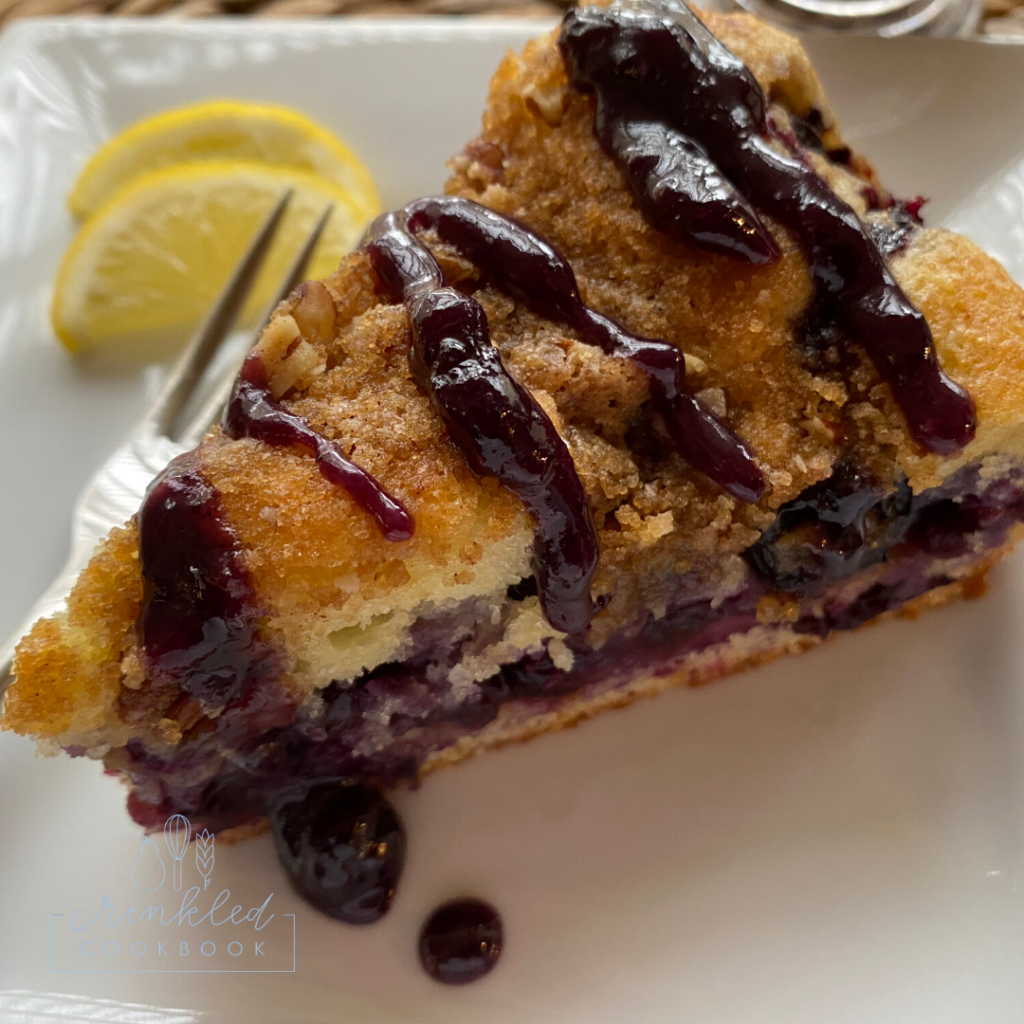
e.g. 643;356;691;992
367;207;598;633
403;197;765;507
419;899;504;984
267;780;406;924
224;353;413;542
137;450;277;707
560;0;975;454
599;101;779;265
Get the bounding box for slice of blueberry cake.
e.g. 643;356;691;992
6;1;1024;841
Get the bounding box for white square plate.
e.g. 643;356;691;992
2;18;1024;1024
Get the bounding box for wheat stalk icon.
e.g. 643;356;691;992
163;814;191;891
195;829;215;890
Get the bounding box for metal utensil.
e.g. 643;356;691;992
719;0;980;35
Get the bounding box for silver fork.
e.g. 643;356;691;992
0;192;334;696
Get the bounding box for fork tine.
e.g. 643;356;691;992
270;203;336;313
151;189;294;442
175;205;335;450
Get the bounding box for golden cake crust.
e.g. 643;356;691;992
5;525;140;743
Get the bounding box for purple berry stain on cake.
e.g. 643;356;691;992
137;449;277;707
125;457;1024;838
419;899;504;984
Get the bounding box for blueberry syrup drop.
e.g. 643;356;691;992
419;899;504;984
560;0;975;455
223;352;414;542
137;449;274;706
267;780;406;924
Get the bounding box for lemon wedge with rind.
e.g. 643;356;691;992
53;160;366;353
68;100;380;222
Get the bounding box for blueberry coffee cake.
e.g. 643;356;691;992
6;1;1024;843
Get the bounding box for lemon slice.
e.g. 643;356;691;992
53;161;366;353
68;100;380;221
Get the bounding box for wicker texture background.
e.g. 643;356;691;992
0;0;1019;42
984;0;1024;32
0;0;565;20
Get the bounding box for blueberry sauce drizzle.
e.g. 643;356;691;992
597;104;779;264
366;209;598;633
403;196;765;505
560;0;975;455
365;195;769;629
137;450;274;706
223;352;413;542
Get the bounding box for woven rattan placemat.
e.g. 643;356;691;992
0;0;1018;50
983;0;1024;31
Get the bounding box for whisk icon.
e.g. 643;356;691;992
163;814;191;891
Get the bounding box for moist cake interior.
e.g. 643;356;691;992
6;2;1024;838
